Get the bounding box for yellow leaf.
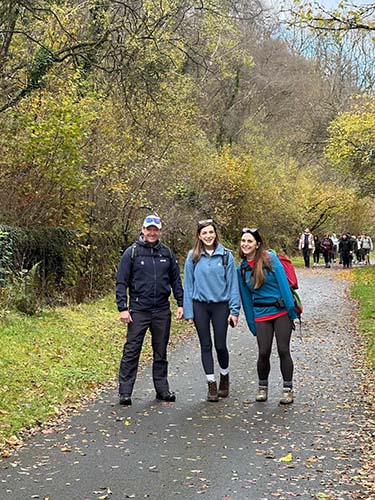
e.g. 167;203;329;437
279;452;293;462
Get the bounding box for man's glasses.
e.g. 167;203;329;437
242;227;258;234
198;218;214;226
145;216;161;225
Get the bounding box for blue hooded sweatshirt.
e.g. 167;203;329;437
183;244;240;320
237;251;298;335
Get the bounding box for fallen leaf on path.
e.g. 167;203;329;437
279;452;293;462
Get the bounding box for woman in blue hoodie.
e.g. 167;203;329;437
237;228;298;405
184;219;240;402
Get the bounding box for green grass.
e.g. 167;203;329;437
351;266;375;370
0;296;190;452
290;255;305;267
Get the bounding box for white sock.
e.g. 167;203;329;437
219;367;229;376
206;374;215;382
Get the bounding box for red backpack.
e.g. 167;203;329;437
273;252;299;290
270;251;302;318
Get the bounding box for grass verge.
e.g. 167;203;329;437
0;295;190;454
350;265;375;498
351;265;375;370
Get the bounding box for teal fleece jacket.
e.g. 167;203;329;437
183;244;241;320
237;251;298;335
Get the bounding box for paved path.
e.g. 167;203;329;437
0;269;373;500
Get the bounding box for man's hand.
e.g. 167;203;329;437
176;306;184;320
120;310;132;324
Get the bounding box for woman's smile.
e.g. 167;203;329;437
240;233;257;257
199;225;216;250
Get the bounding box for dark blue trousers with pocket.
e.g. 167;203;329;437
118;308;172;395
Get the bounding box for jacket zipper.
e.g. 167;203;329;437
151;247;157;307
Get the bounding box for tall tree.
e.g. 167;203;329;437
326;96;375;197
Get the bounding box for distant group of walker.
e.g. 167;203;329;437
298;228;373;269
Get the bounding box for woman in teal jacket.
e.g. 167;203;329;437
237;228;298;405
184;219;240;402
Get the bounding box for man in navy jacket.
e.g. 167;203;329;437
116;215;184;405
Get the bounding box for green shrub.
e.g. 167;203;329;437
10;263;41;316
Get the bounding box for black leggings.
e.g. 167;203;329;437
193;301;229;374
255;314;294;385
313;250;320;264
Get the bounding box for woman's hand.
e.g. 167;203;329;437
228;315;238;327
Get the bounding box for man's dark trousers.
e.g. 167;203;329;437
119;309;172;395
303;247;311;268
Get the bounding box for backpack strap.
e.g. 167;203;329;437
240;259;252;285
160;243;173;259
128;243;138;283
130;243;137;261
222;248;229;281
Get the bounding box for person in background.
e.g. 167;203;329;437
357;235;365;264
313;234;321;266
298;227;315;268
237;228;298;405
320;234;334;268
350;235;359;265
361;233;373;265
330;233;339;263
183;219;240;402
353;236;361;264
116;215;184;406
338;232;353;269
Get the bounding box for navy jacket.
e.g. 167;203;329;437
116;236;184;312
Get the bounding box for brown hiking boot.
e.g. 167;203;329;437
218;374;229;398
255;386;268;402
207;381;219;402
279;388;294;405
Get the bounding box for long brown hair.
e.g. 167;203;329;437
192;220;219;263
239;229;272;289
